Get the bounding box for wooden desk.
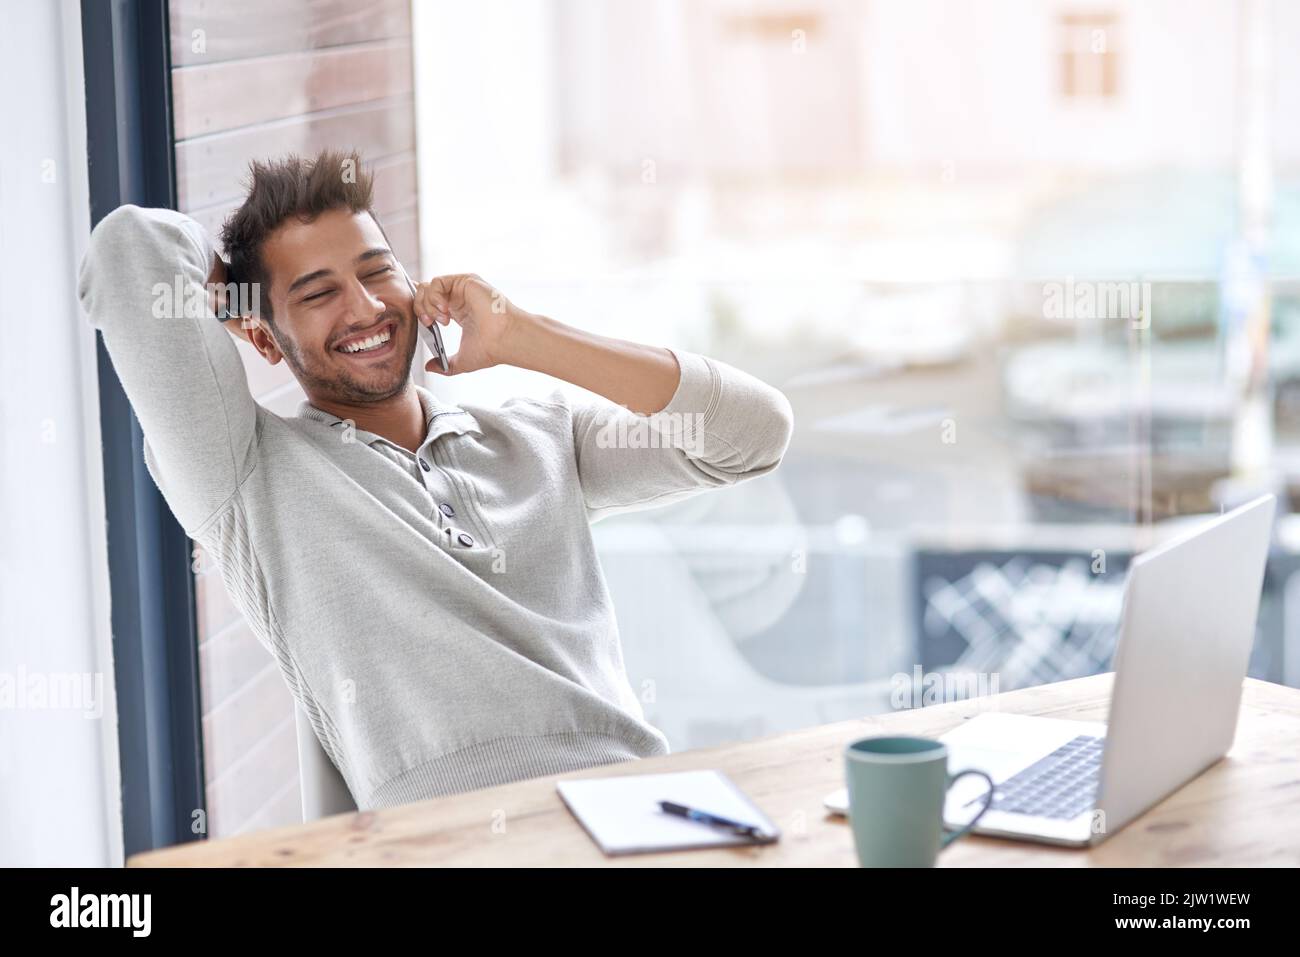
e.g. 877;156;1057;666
128;675;1300;867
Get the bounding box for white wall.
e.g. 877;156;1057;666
411;0;559;275
0;0;121;866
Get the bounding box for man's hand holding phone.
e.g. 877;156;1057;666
410;273;679;413
410;274;529;377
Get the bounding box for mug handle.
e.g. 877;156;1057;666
939;769;996;849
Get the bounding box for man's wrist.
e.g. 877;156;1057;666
494;309;555;371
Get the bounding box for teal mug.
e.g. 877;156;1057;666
844;735;995;867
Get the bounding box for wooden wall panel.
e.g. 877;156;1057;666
198;622;275;712
170;0;410;67
194;564;242;638
201;667;295;786
171;39;413;139
204;718;299;836
175;98;415;210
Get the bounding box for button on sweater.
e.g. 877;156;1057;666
77;204;795;810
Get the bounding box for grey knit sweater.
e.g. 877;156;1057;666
77;204;794;810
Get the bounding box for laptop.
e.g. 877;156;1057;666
824;494;1276;846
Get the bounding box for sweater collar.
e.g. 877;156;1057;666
297;385;482;448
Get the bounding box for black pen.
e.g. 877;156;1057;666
659;801;769;840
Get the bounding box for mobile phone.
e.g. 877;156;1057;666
370;209;449;373
396;259;450;374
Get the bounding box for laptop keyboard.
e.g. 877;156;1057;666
962;735;1103;820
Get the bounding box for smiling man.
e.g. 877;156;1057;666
78;149;794;811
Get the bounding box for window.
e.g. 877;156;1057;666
1058;11;1120;99
415;0;1299;757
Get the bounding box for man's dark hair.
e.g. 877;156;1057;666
219;148;376;322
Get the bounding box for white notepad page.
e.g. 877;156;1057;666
557;769;780;856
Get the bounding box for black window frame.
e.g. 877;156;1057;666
80;0;206;857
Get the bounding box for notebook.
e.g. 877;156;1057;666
556;769;781;856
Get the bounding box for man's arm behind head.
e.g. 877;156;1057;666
78;205;260;533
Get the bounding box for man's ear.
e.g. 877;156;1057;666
240;316;283;366
210;256;276;363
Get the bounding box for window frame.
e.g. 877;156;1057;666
80;0;207;856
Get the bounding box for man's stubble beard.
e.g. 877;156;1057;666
273;311;417;405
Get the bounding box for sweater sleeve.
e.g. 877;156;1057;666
570;347;794;523
77;204;259;534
